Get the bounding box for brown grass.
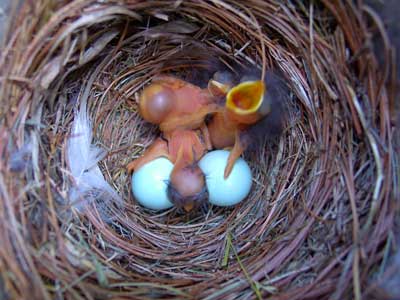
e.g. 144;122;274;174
0;1;398;299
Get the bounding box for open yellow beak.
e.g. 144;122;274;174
225;80;265;124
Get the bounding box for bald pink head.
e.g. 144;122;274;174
168;164;208;212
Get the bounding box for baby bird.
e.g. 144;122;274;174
128;76;217;211
128;70;286;212
138;75;219;134
207;70;287;178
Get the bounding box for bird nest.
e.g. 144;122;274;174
0;1;398;299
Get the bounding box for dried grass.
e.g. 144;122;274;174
0;1;398;299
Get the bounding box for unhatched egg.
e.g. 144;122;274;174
131;157;174;210
199;150;252;206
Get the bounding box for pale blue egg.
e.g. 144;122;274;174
131;157;174;210
199;150;252;206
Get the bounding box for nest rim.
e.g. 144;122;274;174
0;1;398;300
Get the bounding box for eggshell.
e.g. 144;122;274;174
131;157;174;210
199;150;252;206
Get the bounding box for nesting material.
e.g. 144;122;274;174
0;1;397;300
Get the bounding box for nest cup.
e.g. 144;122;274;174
0;1;398;299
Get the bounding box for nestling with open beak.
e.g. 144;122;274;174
207;70;286;178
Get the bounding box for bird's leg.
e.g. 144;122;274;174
200;123;212;150
224;130;246;179
127;138;169;173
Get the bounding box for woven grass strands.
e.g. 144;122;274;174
0;1;398;299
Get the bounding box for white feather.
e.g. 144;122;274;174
67;103;121;211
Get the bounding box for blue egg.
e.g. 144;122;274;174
199;150;252;206
131;158;174;210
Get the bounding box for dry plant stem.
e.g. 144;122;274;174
0;0;396;300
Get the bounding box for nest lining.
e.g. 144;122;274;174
0;1;397;300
